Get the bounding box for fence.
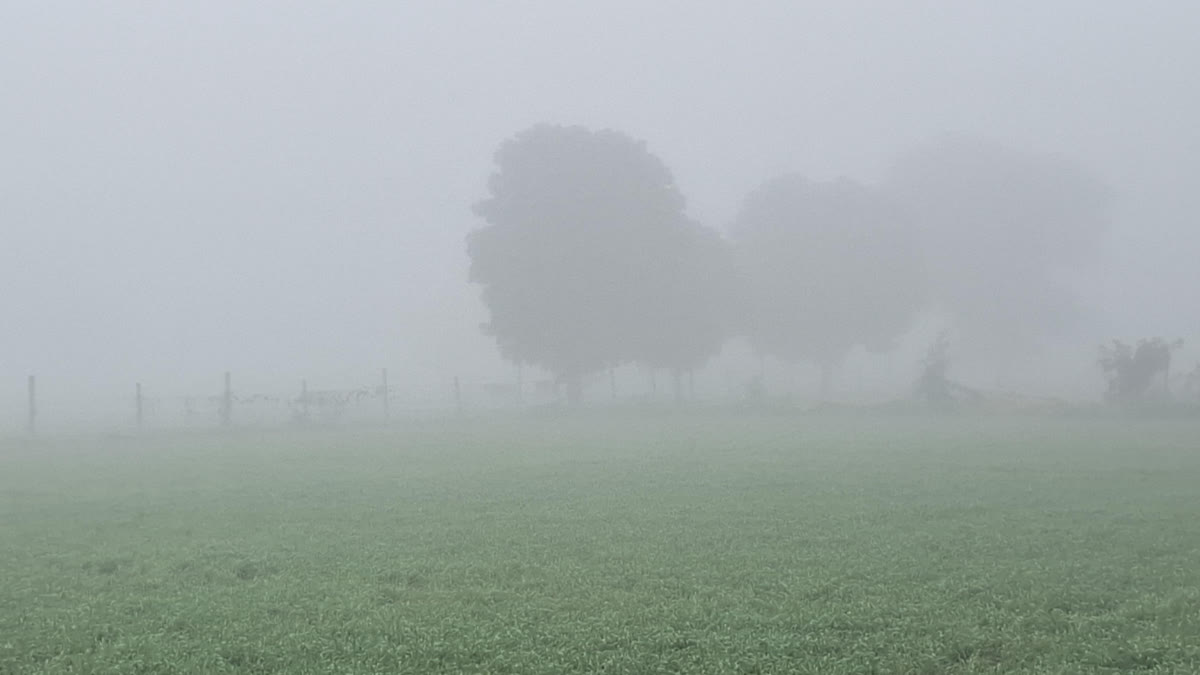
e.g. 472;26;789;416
7;364;750;436
10;370;438;435
2;369;616;436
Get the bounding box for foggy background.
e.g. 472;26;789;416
3;2;1198;427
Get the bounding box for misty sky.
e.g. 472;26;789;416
3;2;1198;410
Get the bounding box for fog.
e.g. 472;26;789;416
3;2;1198;427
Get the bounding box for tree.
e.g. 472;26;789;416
913;332;982;409
732;174;925;398
467;124;701;404
1098;337;1182;404
1182;363;1200;403
631;221;740;403
886;138;1112;358
915;331;953;407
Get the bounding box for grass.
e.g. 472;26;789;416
2;413;1199;673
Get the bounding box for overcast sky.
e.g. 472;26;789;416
3;2;1198;413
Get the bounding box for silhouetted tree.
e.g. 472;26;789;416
468;124;704;404
732;174;925;399
1182;363;1200;402
913;332;982;409
1098;337;1181;404
632;222;740;403
915;332;953;407
887;138;1112;358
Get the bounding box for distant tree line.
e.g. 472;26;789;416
467;123;1122;405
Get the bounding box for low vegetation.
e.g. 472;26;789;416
2;415;1199;673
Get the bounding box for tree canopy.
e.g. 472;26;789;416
1098;337;1181;404
886;138;1112;356
732;174;925;396
632;221;740;398
468;124;731;402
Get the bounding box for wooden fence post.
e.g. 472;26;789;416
221;371;232;427
381;368;389;421
27;375;36;436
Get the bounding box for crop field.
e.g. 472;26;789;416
2;414;1199;674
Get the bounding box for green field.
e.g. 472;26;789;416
2;414;1199;674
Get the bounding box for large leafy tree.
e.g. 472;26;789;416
733;175;925;398
886;138;1112;357
631;221;741;401
469;123;713;403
